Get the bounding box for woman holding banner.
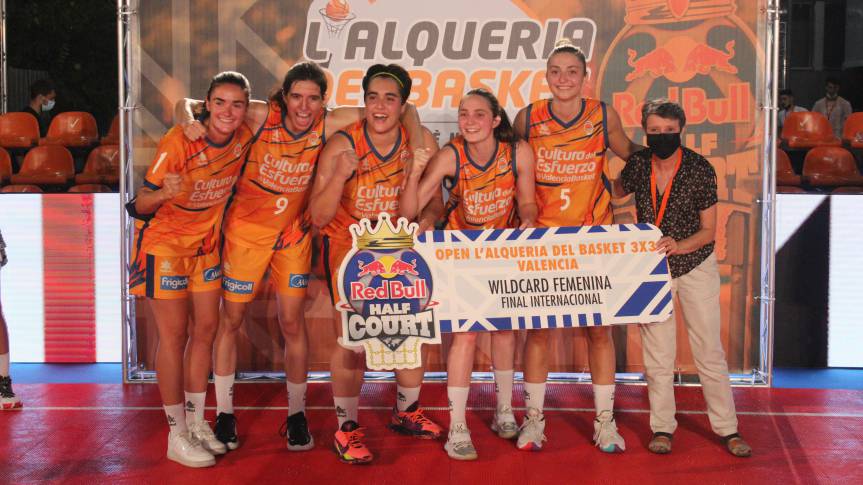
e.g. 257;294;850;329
309;63;443;465
616;98;751;457
400;88;538;460
513;38;643;453
175;61;425;452
128;71;253;468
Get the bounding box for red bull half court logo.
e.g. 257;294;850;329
336;213;439;370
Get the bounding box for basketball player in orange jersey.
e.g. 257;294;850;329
512;39;643;453
175;61;426;452
400;89;537;460
309;63;442;464
128;71;253;468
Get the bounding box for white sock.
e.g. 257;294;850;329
287;380;307;416
333;396;359;427
447;386;469;429
0;353;9;376
214;374;234;415
184;391;206;425
494;369;514;410
164;403;188;434
523;381;546;413
396;385;420;412
593;384;615;415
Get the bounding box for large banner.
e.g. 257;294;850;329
127;0;766;377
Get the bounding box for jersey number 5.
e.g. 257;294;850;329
560;188;571;211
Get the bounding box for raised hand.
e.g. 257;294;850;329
160;173;183;202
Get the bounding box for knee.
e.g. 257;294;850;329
586;327;613;345
526;330;550;345
220;306;246;333
159;331;187;353
190;318;219;343
452;333;478;347
279;313;304;338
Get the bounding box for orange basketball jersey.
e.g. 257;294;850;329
223;103;325;250
136;124;253;256
525;98;611;227
443;136;517;230
322;120;409;242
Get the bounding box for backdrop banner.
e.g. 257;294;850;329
125;0;766;378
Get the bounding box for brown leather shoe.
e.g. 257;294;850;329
648;432;673;454
722;433;752;457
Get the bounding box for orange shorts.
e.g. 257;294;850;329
321;235;352;305
129;250;221;300
221;235;312;303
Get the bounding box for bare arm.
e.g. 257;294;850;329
606;104;644;161
134;174;182;215
656;204;716;255
399;145;456;221
514;140;538;228
513;107;529;140
308;134;358;229
417;191;444;232
174;98;268;140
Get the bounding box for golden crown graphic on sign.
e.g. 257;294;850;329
350;213;417;250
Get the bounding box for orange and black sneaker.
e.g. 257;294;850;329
333;420;373;464
388;401;443;439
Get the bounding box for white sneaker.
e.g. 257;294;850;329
516;407;546;451
189;420;227;455
167;430;216;468
593;410;626;453
490;405;518;439
444;423;478;461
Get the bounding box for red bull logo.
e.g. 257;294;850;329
357;256;419;278
626;38;737;83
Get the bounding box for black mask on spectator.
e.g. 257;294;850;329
647;133;681;159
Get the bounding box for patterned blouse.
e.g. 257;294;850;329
620;147;718;278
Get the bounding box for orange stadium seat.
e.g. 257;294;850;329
830;186;863;194
10;145;75;187
776;148;800;186
40;111;99;147
781;111;841;148
0;148;11;185
0;112;40;148
0;184;43;193
802;146;863;187
777;186;808;194
842;112;863;148
101;114;120;145
69;184;113;193
75;145;119;186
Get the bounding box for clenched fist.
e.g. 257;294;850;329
182;120;207;141
160;173;183;202
335;149;360;181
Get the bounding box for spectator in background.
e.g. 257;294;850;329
812;78;852;138
22;79;56;137
778;89;806;133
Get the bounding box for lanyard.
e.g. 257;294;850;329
650;150;682;228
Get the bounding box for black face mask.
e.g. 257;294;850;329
646;133;681;159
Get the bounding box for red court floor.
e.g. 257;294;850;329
1;382;861;484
